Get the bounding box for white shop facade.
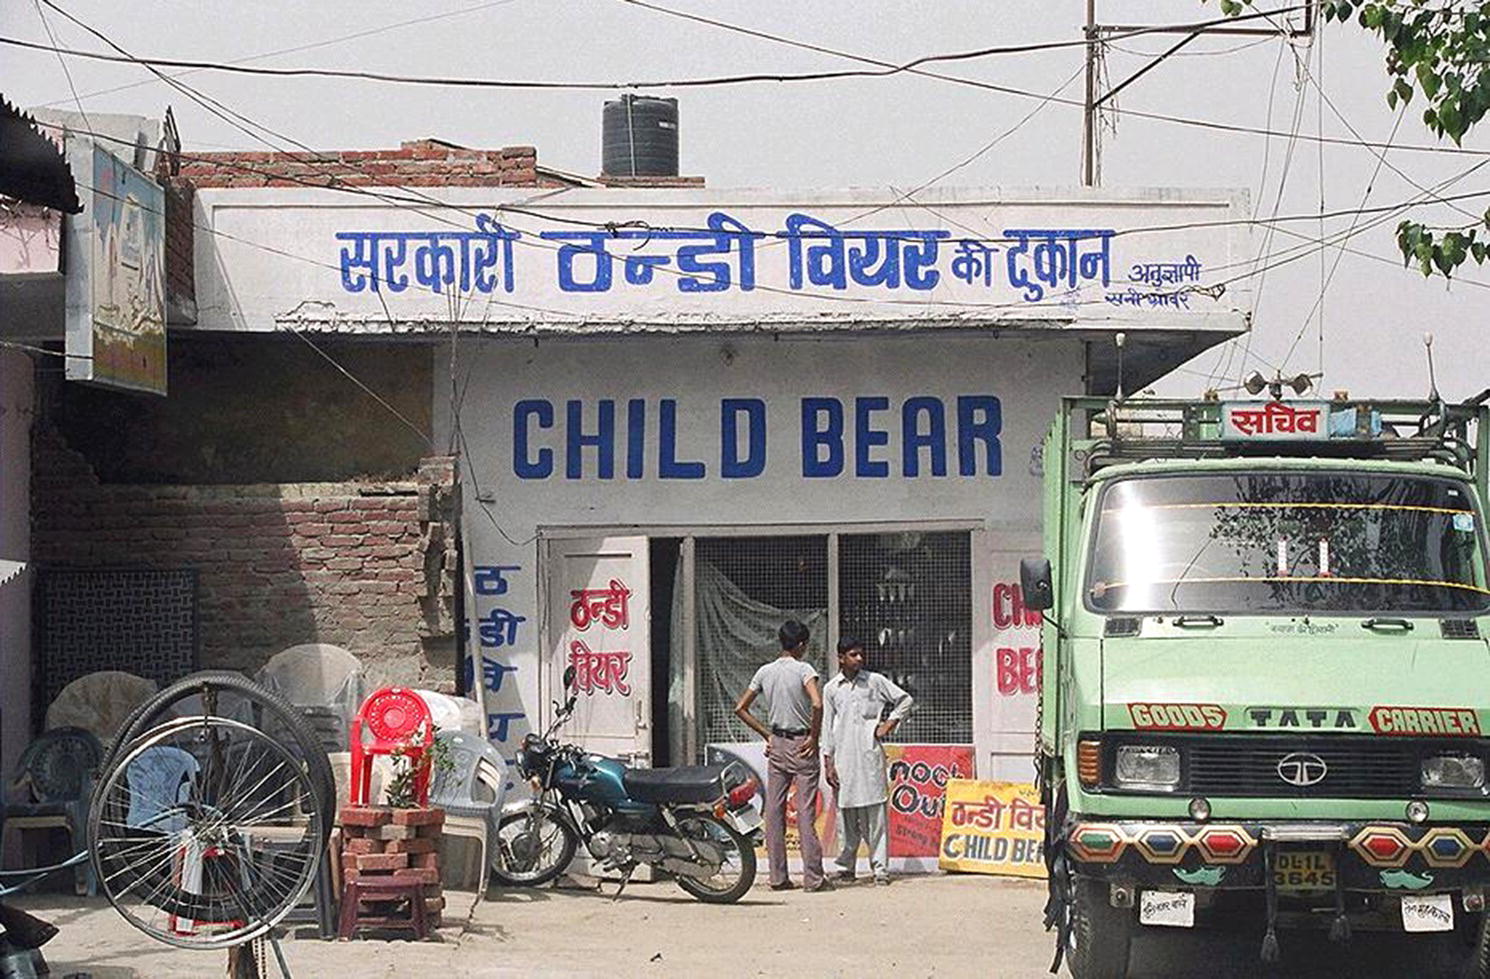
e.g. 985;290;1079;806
197;185;1249;862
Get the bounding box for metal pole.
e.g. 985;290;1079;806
1082;0;1097;187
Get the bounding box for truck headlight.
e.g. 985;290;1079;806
1421;754;1486;790
1114;745;1181;790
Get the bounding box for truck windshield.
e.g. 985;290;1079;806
1086;472;1490;614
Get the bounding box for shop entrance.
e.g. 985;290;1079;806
544;525;973;768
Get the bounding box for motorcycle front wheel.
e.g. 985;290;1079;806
672;813;756;904
491;806;578;886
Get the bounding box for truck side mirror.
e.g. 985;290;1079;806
1020;557;1054;612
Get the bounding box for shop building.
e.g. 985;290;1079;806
191;176;1252;790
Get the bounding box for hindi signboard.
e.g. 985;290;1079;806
1220;401;1328;441
938;779;1046;878
196;187;1252;336
64;143;166;394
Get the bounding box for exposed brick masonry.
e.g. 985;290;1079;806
31;428;457;687
177;139;558;189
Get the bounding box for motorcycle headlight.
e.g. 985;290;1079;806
1422;753;1486;791
1114;745;1181;791
515;748;528;775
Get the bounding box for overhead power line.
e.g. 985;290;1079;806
16;4;1490;158
3;4;1303;91
41;113;1490;254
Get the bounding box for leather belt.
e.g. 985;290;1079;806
771;726;809;737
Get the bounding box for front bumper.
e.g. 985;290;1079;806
1067;819;1490;891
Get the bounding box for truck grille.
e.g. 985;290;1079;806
1103;734;1489;799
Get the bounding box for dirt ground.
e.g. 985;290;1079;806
9;873;1481;978
11;874;1054;979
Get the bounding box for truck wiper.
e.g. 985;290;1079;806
1173;614;1224;628
1361;617;1414;632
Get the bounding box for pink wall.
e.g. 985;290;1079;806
0;349;33;774
0;205;62;276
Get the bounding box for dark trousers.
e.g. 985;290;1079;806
764;732;824;888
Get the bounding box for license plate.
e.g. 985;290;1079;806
1402;894;1454;933
1275;850;1336;891
1139;890;1195;928
729;801;763;835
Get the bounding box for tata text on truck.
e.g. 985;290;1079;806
1021;395;1490;978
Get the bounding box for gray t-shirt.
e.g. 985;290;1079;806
748;656;819;732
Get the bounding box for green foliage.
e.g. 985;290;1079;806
383;730;454;810
1209;1;1490;277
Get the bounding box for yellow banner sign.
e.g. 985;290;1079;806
938;779;1046;878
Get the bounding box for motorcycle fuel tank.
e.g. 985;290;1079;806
555;755;652;813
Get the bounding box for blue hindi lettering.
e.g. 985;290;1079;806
511;396;1002;480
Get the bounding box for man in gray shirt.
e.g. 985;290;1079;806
733;619;829;892
822;636;913;885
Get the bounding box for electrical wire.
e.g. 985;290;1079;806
15;6;1490;159
43;112;1490;256
30;0;527;110
3;3;1305;91
30;0;90;136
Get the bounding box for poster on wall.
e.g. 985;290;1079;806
886;744;975;857
938;779;1046;878
65;142;166;394
704;741;976;872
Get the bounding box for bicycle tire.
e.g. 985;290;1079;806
100;671;335;833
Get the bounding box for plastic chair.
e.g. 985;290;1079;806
255;644;365;741
1;728;103;895
428;729;508;907
45;672;158;751
349;688;433;807
122;745;200;835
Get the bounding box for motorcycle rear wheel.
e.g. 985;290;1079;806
672;814;756;905
491;807;578;887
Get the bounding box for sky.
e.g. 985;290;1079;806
4;0;1489;401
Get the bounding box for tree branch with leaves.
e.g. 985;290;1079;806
1214;0;1490;276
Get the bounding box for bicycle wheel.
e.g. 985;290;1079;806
102;671;335;821
89;715;328;949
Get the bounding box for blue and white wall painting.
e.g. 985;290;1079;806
197;188;1250;331
332;213;1215;312
194;190;1249;772
440;335;1086;777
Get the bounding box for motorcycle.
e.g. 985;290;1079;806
492;666;763;903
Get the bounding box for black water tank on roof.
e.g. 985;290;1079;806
602;95;678;177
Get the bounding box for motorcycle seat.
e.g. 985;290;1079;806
622;764;730;804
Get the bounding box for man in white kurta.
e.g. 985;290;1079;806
821;637;913;885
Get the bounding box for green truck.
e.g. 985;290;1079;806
1021;395;1490;978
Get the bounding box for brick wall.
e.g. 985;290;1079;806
162;178;195;323
176;139;564;189
31;428;460;690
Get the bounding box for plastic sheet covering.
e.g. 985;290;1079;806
670;560;827;763
254;643;365;729
44;670;158;747
415;689;483;737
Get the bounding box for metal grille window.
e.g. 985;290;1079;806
684;529;972;756
693;536;829;747
839;532;972;744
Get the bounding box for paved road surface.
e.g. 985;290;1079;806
9;874;1474;977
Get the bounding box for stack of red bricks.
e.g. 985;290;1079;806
339;805;446;933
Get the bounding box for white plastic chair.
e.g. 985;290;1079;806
428;729;508;910
255;644;366;753
45;671;158;750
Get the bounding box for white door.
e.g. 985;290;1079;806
543;535;651;768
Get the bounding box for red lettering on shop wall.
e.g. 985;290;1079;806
996;647;1043;695
992;582;1042;630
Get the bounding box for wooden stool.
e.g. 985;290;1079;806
336;878;429;940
